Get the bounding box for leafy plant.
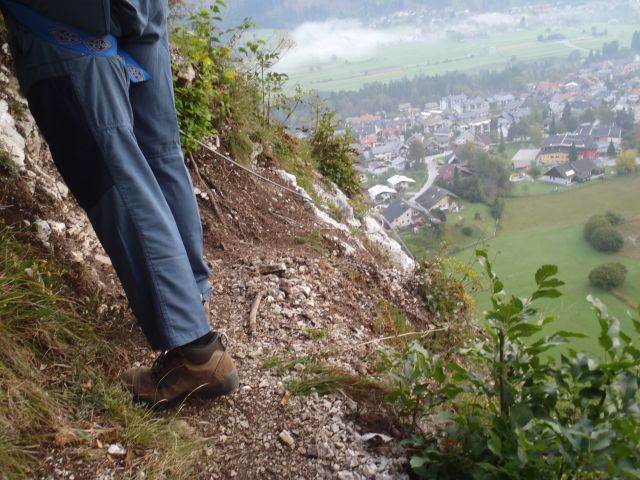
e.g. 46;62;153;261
241;37;292;126
378;342;447;434
416;256;477;321
0;145;19;178
605;211;624;226
584;214;625;253
381;250;640;479
310;111;361;198
584;214;612;240
170;1;252;153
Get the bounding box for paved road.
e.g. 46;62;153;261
410;152;446;201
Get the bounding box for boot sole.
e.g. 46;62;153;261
139;368;240;410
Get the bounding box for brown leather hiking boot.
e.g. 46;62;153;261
120;333;239;407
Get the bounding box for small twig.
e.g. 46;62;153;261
341;327;451;352
188;155;227;229
271;211;296;225
248;291;265;335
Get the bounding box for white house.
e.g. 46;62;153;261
387;175;417;191
382;200;422;229
368;185;397;203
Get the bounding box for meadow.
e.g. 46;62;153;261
455;175;640;354
280;23;638;92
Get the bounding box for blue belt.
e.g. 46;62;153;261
1;0;151;83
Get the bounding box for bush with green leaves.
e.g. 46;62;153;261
381;250;640;479
416;256;476;322
584;214;612;241
170;2;252;154
589;262;628;290
590;226;624;252
310;112;361;198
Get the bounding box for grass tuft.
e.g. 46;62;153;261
0;225;204;477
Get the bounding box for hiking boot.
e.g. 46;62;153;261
120;332;239;407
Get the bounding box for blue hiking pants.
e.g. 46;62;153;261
4;1;212;350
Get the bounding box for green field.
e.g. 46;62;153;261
454;175;640;354
280;23;638;91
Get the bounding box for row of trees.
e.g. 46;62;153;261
326;58;582;117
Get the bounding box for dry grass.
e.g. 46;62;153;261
0;225;204;478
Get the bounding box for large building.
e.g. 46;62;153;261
539;133;598;165
576;124;622;155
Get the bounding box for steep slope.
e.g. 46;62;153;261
0;48;442;478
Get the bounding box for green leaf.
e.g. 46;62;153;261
508;322;542;339
410;456;430;469
531;288;563;301
487;434;502;456
433;365;446;384
535;265;559;285
511;404;534;429
554;330;587;339
590;429;613;452
539;316;555;327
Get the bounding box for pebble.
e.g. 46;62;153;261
107;444;126;457
279;430;295;449
34;219;51;246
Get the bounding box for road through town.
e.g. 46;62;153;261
410;153;447;201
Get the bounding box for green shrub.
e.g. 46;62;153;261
171;2;252;154
605;211;624;226
416;257;475;321
589;262;628;290
228;129;254;165
490;197;504;220
310;112;361;197
462;226;473;237
381;251;640;479
590;226;624;252
584;214;612;240
0;147;19;178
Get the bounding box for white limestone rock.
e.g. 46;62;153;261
0;99;26;171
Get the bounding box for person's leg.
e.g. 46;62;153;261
116;0;212;303
5;3;237;405
24;54;211;351
26;61;239;404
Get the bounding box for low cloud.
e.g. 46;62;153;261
276;20;401;71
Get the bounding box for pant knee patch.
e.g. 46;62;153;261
27;76;114;211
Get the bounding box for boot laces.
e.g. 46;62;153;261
151;350;179;383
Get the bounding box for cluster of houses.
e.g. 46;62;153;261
367;167;463;230
351;53;640;233
510;123;622;185
380;187;461;230
349;51;640;181
348;90;535;181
